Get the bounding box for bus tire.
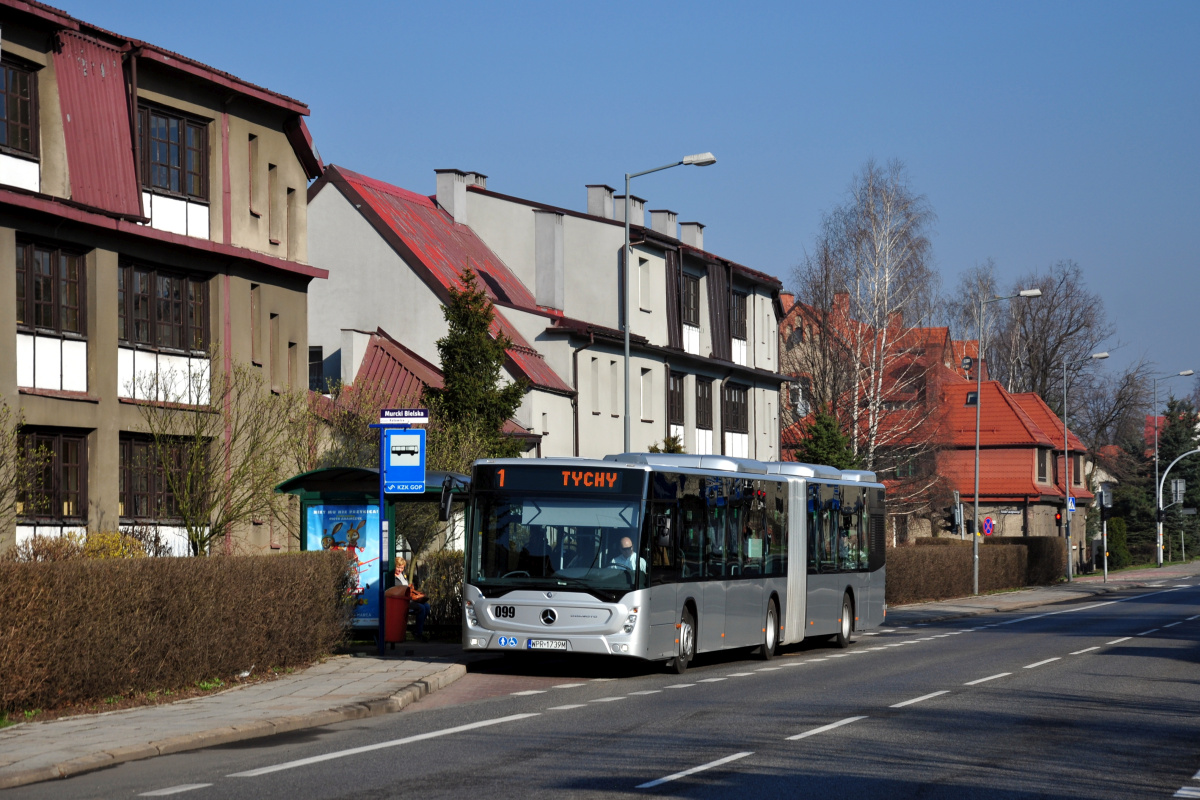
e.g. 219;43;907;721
758;600;779;660
670;608;696;674
834;592;855;649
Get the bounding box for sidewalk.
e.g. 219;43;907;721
0;640;471;791
2;562;1198;791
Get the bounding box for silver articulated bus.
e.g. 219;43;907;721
462;453;886;672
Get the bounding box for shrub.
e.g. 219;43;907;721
1106;518;1132;569
83;531;147;560
2;532;86;562
886;542;1026;605
985;537;1064;585
0;551;354;713
914;538;970;546
421;550;463;628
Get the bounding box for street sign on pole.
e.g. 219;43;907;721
1171;479;1186;505
380;408;429;426
1067;496;1076;513
382;427;427;494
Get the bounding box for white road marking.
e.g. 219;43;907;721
828;653;851;658
1188;615;1200;621
917;637;935;641
552;682;588;689
778;661;805;667
228;714;539;777
1173;787;1200;798
862;631;879;636
890;690;950;708
511;690;546;696
1147;583;1165;587
591;678;617;682
1163;621;1182;628
628;690;661;695
947;630;965;634
139;787;213;797
1193;767;1200;779
1069;646;1101;655
1107;637;1131;644
992;589;1181;629
867;648;888;652
786;716;868;741
665;683;695;689
757;667;783;671
698;678;727;682
728;672;756;676
964;672;1011;686
1173;585;1190;588
1137;629;1159;636
934;634;951;638
548;704;586;710
1024;658;1061;669
590;697;625;702
636;751;754;789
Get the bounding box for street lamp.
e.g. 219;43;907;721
622;153;717;453
1154;369;1194;566
973;288;1041;595
1063;351;1108;581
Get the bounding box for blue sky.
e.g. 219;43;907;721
87;1;1199;387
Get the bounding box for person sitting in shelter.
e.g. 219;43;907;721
394;557;430;640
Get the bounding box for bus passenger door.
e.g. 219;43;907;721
698;481;727;652
646;500;680;659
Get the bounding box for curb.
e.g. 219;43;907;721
0;662;467;791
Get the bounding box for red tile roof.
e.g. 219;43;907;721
314;166;573;395
939;381;1058;448
1010;392;1086;452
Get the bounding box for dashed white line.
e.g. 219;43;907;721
890;690;950;708
552;682;588;689
698;677;727;682
636;751;754;789
867;647;887;652
728;672;756;676
1107;637;1132;644
786;716;868;740
1163;621;1182;628
828;653;851;658
665;683;695;689
1188;615;1200;621
591;678;617;682
139;787;213;797
590;697;625;702
964;672;1011;686
1173;786;1200;798
228;713;539;777
1070;646;1101;655
757;667;783;671
511;690;546;696
1137;629;1159;636
628;690;661;695
548;704;586;710
1024;658;1061;669
777;661;805;667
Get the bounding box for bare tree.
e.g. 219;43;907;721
131;354;295;556
1074;357;1154;451
0;398;50;541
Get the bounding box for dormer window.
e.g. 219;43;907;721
137;105;208;201
0;60;37;157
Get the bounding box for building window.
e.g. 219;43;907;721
590;357;599;414
682;274;700;327
640;369;653;421
138;105;208;200
18;430;87;521
309;346;324;392
16;241;85;335
723;383;748;434
668;371;685;426
696;378;713;430
638;258;650;311
119;435;189;520
1072;453;1082;486
1037;449;1047;483
118;263;209;352
0;60;36;156
250;283;261;364
732;292;748;340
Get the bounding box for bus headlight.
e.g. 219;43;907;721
466;600;478;626
623;606;639;634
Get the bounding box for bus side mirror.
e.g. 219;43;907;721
438;479;454;522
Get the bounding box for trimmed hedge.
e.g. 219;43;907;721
985;537;1066;586
420;550;464;629
886;545;1025;605
0;552;354;713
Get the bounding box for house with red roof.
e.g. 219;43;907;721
307;169;788;459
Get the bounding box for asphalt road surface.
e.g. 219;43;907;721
11;582;1200;799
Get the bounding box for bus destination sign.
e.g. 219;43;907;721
480;465;633;494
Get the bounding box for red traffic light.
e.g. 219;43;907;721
1054;512;1063;526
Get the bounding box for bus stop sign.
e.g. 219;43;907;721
382;428;426;494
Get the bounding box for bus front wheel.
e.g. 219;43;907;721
758;600;779;660
670;608;695;674
834;592;855;649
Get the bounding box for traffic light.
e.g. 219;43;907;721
1055;511;1063;528
965;518;975;535
941;508;957;533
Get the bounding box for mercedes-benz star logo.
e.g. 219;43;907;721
544;591;554;598
540;609;557;625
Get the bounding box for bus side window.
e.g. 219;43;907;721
648;502;680;585
807;486;820;575
766;482;787;577
820;485;838;572
679;482;704;579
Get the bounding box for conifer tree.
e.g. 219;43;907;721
795;405;859;470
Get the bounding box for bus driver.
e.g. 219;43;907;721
611;536;647;573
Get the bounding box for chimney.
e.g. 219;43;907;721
586;184;614;219
534;210;565;310
435;169;468;224
680;221;705;250
649;209;677;237
464;171;487;189
613;194;645;227
779;291;795;314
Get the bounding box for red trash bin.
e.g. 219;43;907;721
384;585;410;643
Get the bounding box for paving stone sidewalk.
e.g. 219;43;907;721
0;643;468;790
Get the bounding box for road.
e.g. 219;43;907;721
10;582;1200;799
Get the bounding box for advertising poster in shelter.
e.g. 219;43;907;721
306;504;381;627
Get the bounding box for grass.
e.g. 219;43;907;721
196;677;225;692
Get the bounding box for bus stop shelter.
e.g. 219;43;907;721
276;467;469;629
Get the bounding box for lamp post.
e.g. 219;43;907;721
972;288;1042;595
1154;369;1194;566
1063;351;1108;581
622;153;717;454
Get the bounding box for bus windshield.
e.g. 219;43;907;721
468;492;645;599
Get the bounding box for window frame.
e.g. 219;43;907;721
15;240;86;337
668;371;685;426
696;378;713;430
17;429;87;522
1037;449;1047;483
0;57;39;159
731;291;748;340
118;261;209;354
682;273;701;327
137;103;210;202
722;382;749;435
119;435;190;522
